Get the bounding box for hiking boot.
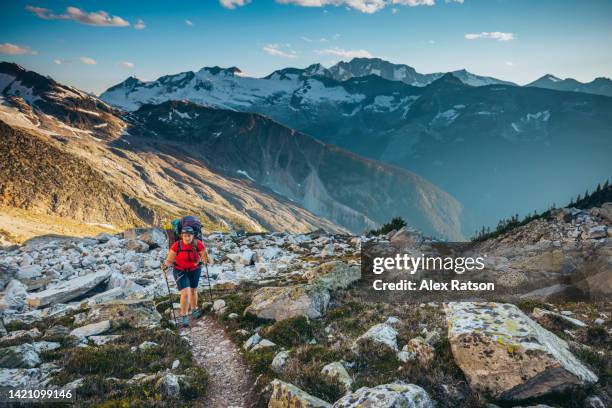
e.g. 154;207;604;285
191;308;202;319
181;315;190;328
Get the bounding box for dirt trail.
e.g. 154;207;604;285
185;315;256;408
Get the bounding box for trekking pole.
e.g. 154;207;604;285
162;264;179;329
204;263;213;302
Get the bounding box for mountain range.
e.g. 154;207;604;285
526;74;612;97
100;58;612;233
0;62;463;240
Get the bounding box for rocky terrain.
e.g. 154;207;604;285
0;61;464;242
1;203;610;407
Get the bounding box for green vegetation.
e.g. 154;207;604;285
472;179;611;242
369;216;407;236
262;316;314;348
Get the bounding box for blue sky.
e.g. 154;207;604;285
1;0;611;94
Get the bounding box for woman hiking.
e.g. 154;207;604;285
161;226;209;327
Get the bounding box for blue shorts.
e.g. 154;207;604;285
173;265;202;290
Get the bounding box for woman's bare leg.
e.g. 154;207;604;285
179;288;189;316
189;288;198;311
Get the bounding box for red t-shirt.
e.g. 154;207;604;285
171;240;205;270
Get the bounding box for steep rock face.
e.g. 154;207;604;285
128;100;464;238
0;121;150;227
444;302;598;401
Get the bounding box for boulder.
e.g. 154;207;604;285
124;228;166;249
240;249;256;266
212;299;226;314
70;320;111;338
16;265;42;280
352;323;398;354
245;284;330;321
599;203;612;223
268;379;332;408
90;335;121;346
156;372;180;398
332;382;433;408
81;299;162;328
0;279;28;311
127;239;149;253
402;337;435;366
27;270;112;308
586;225;607;239
0;363;60;388
321;361;352;393
444;302;598;401
250;339;276;352
532;308;587;329
271;350;290;374
243;333;261;351
0;344;41;368
304;261;361;291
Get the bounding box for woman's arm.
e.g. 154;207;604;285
162;250;177;270
198;241;210;264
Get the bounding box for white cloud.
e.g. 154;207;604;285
0;43;37;55
119;61;135;68
263;43;298;58
79;57;97;65
315;47;372;58
391;7;399;14
54;57;97;65
185;19;194;26
301;36;313;42
276;0;435;13
134;19;146;30
505;61;514;66
465;32;515;41
26;5;130;27
219;0;251;9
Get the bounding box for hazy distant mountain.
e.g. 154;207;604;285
1;61;463;239
527;74;612;97
101;64;612;234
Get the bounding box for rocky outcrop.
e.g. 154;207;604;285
332;382;434;408
268;379;332;408
245;284;330;321
444;302;598;401
26;270;112;308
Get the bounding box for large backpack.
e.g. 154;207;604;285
166;215;203;246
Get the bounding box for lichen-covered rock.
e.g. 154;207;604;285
271;350;290;374
268;379;332;408
0;343;41;368
351;323;398;354
321;361;353;393
304;261;361;291
444;301;598;401
245;284;330;321
27;270;112;308
81;299;161;328
402;337;435;366
156;372;180;398
332;382;433;408
0;363;60;388
70;320;111;338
